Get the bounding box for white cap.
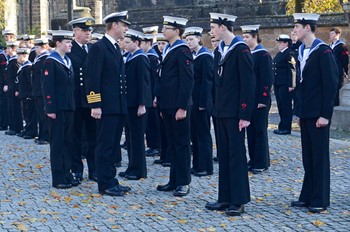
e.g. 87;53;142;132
23;35;35;40
183;27;203;38
142;26;159;34
210;13;237;27
240;25;260;34
2;29;16;35
163;16;188;28
156;33;167;41
91;33;103;40
293;13;320;25
276;34;291;42
17;47;30;54
69;17;95;30
6;41;20;47
17;34;27;40
125;29;144;41
143;34;154;41
34;38;49;46
51;30;74;40
103;11;130;25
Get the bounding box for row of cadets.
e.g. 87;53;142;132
291;13;338;214
272;34;296;135
17;34;36;62
142;26;161;157
241;25;273;174
3;41;23;136
32;38;50;144
205;13;256;216
85;11;131;196
42;30;80;189
329;27;349;106
155;16;194;197
16;47;37;139
0;30;14;131
152;33;172;167
183;27;214;177
119;29;152;180
67;17;97;183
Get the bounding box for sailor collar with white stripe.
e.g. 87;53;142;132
218;36;246;61
125;48;147;63
46;51;72;69
147;48;159;58
193;46;213;59
34;51;50;64
162;39;188;60
251;44;267;54
330;39;345;49
298;38;326;62
9;55;18;62
17;60;32;73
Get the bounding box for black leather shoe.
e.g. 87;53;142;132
53;183;72;189
273;129;291;135
100;186;124;196
162;162;171;167
117;185;131;193
173;185;190;197
71;178;81;187
37;140;48;145
145;148;160;157
291;201;309;208
16;131;25;137
153;159;164;165
251;168;268;174
5;130;17;136
118;171;128;177
72;172;83;182
225;205;245;216
125;175;142;180
23;135;35;139
205;202;231;211
194;171;213;177
88;173;98;182
157;183;176;192
308;206;327;213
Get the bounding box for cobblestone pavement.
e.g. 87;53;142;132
1;112;349;231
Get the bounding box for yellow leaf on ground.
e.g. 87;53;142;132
312;220;325;227
35;164;43;169
17;224;28;231
178;219;188;224
64;197;73;203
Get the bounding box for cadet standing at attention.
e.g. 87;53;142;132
85;11;131;196
205;13;255;216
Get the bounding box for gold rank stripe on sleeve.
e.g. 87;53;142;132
87;91;102;103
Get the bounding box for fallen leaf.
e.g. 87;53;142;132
228;217;238;221
157;216;167;221
17;224;28;231
178;219;188;224
35;164;43;169
64;197;73;203
144;213;158;217
312;220;325;227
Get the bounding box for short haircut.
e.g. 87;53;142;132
330;27;341;34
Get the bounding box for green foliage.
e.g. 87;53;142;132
28;25;41;37
286;0;343;14
0;0;5;30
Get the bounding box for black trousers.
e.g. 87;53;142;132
161;108;191;186
21;98;37;136
191;108;213;173
71;107;96;175
217;118;250;205
34;96;48;141
145;106;161;149
274;85;293;131
48;111;74;186
247;103;270;169
95;114;125;192
299;118;330;207
0;92;9;128
124;107;148;178
159;109;171;163
8;93;23;133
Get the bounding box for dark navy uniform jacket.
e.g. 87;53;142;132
17;61;32;99
4;55;20;93
125;48;152;108
272;47;295;87
295;39;338;120
32;51;49;97
146;48;160;97
213;36;256;120
330;39;349;87
251;44;273;106
0;50;7;90
157;40;194;110
67;40;91;108
42;51;75;113
192;46;213;111
85;36;127;115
